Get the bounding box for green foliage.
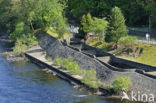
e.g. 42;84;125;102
112;77;132;93
13;34;38;56
92;17;109;36
9;22;31;40
31;0;68;38
46;56;52;62
53;57;62;66
105;7;128;43
118;36;141;56
53;57;102;88
66;0;151;26
0;0;68;37
81;13;108;38
81;13;94;33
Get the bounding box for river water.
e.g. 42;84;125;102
0;42;134;103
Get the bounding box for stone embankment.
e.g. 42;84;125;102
33;31;156;98
25;46;107;95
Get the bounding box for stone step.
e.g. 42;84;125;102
97;56;111;63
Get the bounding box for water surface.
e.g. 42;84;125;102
0;42;134;103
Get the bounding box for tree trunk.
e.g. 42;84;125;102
115;41;118;50
30;21;35;31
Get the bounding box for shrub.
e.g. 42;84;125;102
112;77;132;93
82;69;102;88
53;57;102;88
53;57;62;66
13;34;38;56
9;22;31;40
46;56;52;62
118;36;140;55
13;39;28;56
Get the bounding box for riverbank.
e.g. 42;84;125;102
25;46;108;95
36;31;156;102
0;35;26;62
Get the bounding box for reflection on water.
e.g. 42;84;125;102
0;43;142;103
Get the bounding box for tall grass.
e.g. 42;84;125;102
53;57;102;88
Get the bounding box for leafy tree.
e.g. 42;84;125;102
66;0;152;26
9;22;31;40
92;17;108;37
0;0;68;40
81;13;108;41
81;13;94;34
136;0;156;27
105;7;128;44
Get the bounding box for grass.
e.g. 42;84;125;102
13;34;38;56
46;56;52;62
46;28;71;40
53;57;102;88
86;36;156;66
119;43;156;66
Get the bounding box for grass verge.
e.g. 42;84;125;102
86;36;156;66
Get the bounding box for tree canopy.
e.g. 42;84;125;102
66;0;156;27
105;7;128;43
0;0;68;39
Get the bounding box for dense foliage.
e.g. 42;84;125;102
0;0;68;38
105;7;128;43
112;77;132;93
81;13;108;39
66;0;156;27
13;34;38;56
0;0;68;55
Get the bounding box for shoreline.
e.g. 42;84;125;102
0;36;26;62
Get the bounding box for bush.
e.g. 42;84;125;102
53;57;102;88
46;56;52;62
13;34;38;56
118;36;140;55
82;69;102;88
9;22;31;40
13;40;28;56
53;57;62;66
112;77;132;93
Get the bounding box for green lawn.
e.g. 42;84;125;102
87;37;156;66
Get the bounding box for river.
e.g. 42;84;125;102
0;42;133;103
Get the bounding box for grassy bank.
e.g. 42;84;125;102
118;44;156;66
86;36;156;66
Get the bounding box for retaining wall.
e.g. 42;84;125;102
36;31;156;98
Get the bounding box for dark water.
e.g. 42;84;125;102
0;43;131;103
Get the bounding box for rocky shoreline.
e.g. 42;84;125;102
0;51;26;62
0;34;26;62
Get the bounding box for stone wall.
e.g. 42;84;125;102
37;31;156;97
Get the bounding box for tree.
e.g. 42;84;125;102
81;13;94;34
81;13;108;41
0;0;68;40
92;17;108;37
66;0;150;27
105;7;128;44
